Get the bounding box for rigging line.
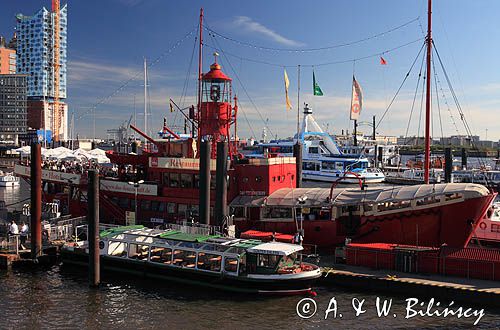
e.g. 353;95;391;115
431;53;444;142
202;38;424;68
203;17;420;52
435;72;460;135
375;41;426;130
404;48;426;145
205;20;274;138
433;42;489;171
235;102;257;139
433;42;475;141
416;64;426;147
75;27;197;122
175;32;198;130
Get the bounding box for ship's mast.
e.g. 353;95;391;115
197;8;204;140
424;0;432;184
144;57;148;140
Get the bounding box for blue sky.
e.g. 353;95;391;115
1;0;499;140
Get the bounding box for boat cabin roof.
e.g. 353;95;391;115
100;226;302;255
257;183;490;208
247;242;303;256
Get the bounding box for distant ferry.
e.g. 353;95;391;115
248;105;385;184
61;226;322;295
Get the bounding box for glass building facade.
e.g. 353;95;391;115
15;5;67;99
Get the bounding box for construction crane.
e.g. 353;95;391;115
52;0;61;142
107;115;133;145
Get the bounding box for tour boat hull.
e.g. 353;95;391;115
61;250;321;295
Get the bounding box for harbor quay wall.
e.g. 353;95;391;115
319;267;500;308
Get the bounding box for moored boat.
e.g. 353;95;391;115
61;226;321;294
0;172;20;187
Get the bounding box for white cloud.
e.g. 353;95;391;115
232;16;304;47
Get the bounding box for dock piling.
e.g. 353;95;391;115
293;142;302;188
444;147;452;183
30;143;42;259
215;141;228;227
461;148;467;170
199;140;211;225
88;169;100;287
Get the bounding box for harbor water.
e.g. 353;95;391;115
1;265;500;329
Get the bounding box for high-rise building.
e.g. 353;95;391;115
0;74;28;144
0;37;16;74
15;4;68;141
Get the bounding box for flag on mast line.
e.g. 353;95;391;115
284;69;292;110
169;99;174;112
380;56;387;65
313;70;324;96
350;76;363;121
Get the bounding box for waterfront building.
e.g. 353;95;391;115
0;37;16;74
0;74;28;144
15;4;68;141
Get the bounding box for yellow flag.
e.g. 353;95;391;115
169;100;174;112
284;69;292;110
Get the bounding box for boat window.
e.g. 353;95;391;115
141;200;151;211
158;202;166;212
322;161;336;171
128;244;149;260
278;252;297;269
172;249;196;268
167;203;176;214
309;147;319;154
130;199;136;212
264;207;292;219
178;204;188;216
303;162;317;171
255;176;262;182
162;173;169;186
335;162;344;171
194;174;200;188
197;252;221;272
134;235;153;244
257;254;281;269
118;198;129;208
169;173;180;188
108;241;128;257
178;241;203;249
151;201;159;212
238;254;247;275
181;173;193;188
231;206;245;218
150;246;172;264
444;193;462;201
224;257;238;273
210;175;216;190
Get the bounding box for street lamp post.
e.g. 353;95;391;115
128;179;144;225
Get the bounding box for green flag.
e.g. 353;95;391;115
313;71;323;96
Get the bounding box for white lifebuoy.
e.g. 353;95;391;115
479;222;487;230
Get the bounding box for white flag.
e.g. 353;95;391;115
350;76;363;121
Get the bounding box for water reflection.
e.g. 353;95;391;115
1;265;499;329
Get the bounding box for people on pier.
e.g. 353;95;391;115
7;220;18;243
19;222;28;250
8;220;18;236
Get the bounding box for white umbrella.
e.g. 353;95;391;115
88;148;106;156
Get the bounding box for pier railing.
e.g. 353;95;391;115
345;247;500;282
0;235;19;254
